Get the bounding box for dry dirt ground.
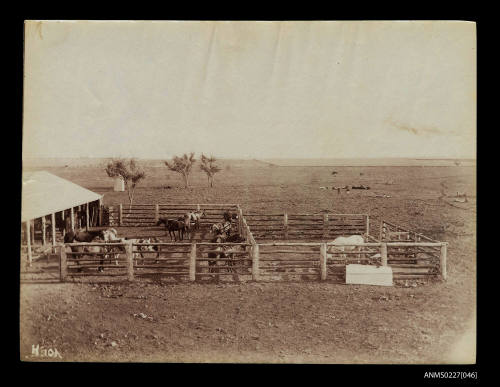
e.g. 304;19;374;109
20;162;476;363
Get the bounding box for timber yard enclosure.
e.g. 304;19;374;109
24;203;448;283
20;159;476;363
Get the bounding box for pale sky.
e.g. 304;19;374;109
23;20;476;160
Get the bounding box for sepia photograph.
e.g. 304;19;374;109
21;20;476;365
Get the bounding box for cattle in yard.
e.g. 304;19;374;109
327;235;365;259
65;243;106;272
130;237;160;266
187;210;205;230
64;230;102;243
211;221;232;237
181;214;193;240
223;211;239;222
157;218;185;241
208;234;247;274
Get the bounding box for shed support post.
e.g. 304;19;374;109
70;207;75;232
61;210;65;237
98;198;103;226
51;213;56;248
86;203;90;230
41;216;46;246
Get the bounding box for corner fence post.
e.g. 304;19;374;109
60;245;67;282
119;204;123;227
190;243;197;281
366;214;370;236
126;241;134;282
155;204;159;223
320;243;327;280
381;243;388;266
252;243;260;281
440;243;447;281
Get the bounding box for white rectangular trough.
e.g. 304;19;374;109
346;264;393;286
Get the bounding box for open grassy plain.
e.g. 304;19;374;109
20;159;476;363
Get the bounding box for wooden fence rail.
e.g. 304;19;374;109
58;239;447;282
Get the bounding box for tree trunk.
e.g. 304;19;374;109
183;173;189;188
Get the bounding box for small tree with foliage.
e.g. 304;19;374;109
105;158;146;208
165;153;196;188
200;154;222;188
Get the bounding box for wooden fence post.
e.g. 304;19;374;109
365;215;370;236
323;214;329;240
196;204;201;211
125;241;134;282
380;221;385;241
60;245;67;282
51;213;56;247
41;216;46;246
119;204;123;226
284;212;288;240
238;206;244;235
440;243;447;281
190;243;197;281
26;221;32;266
155;204;159;223
252;243;260;281
320;243;327;280
381;243;388;266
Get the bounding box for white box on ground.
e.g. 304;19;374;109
346;264;393;286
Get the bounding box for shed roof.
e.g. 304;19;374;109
22;171;103;222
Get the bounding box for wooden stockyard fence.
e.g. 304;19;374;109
40;203;448;284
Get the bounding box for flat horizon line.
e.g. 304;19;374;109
23;156;476;160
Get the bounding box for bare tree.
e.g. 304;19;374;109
165;153;196;188
200;154;222;188
105;158;146;208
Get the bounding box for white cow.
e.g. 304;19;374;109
327;235;365;259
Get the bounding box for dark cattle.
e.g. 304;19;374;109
64;231;105;272
223;211;238;222
211;221;232;237
156;218;185;241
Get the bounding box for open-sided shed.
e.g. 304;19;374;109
21;171;103;265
